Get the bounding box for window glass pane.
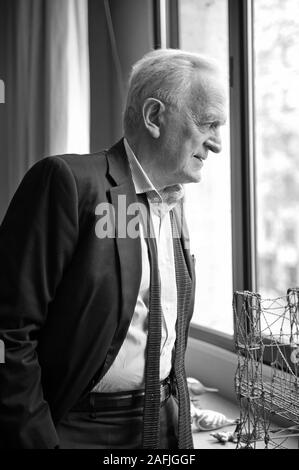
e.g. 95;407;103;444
254;0;299;299
179;0;233;335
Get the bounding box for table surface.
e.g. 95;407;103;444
192;392;299;450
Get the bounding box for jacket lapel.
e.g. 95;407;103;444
99;140;142;379
172;202;196;335
173;201;193;280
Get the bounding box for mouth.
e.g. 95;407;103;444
193;154;205;162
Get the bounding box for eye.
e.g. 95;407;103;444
209;121;219;130
197;122;212;132
198;122;217;132
193;117;220;133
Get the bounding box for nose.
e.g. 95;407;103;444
205;134;222;154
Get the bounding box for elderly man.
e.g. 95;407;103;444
0;49;226;449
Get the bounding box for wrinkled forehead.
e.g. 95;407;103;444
189;71;227;123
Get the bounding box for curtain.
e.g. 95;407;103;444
5;0;90;204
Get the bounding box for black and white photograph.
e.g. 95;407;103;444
0;0;299;457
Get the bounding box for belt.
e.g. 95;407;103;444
71;376;173;412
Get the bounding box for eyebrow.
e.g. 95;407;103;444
192;115;227;127
201;111;227;124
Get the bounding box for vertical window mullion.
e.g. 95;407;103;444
229;0;256;297
166;0;180;48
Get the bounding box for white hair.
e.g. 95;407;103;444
123;48;220;136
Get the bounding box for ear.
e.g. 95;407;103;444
142;98;165;139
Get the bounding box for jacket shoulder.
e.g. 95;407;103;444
50;151;108;180
44;151;109;197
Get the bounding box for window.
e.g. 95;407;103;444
162;0;299;353
179;0;234;337
253;0;299;299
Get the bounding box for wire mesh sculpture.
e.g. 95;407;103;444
233;288;299;449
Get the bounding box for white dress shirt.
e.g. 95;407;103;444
93;139;183;392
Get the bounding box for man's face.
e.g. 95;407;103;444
158;73;227;186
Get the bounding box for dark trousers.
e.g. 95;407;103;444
56;394;179;449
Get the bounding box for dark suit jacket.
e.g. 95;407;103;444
0;139;195;449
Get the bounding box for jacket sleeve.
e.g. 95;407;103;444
0;156;79;448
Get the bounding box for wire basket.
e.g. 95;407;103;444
233;288;299;449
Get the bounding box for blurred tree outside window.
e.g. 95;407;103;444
254;0;299;299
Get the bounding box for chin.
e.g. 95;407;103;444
172;170;202;185
184;173;202;184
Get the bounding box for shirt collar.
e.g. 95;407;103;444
124;138;184;214
124;138;155;195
